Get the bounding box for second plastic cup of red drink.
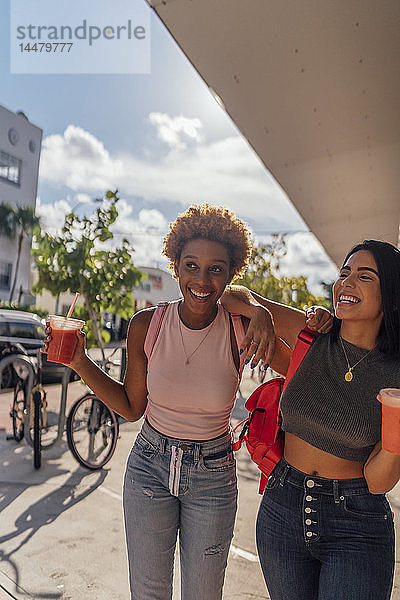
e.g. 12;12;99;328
378;388;400;454
47;315;85;364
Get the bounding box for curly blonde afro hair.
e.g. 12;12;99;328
163;203;252;282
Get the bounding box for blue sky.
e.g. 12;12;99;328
1;0;337;292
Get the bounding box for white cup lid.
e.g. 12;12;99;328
378;388;400;406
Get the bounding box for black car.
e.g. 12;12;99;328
0;309;75;386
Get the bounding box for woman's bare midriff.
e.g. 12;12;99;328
283;432;365;479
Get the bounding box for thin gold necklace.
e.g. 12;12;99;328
178;306;217;365
339;336;375;382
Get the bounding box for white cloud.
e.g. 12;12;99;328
39;125;123;191
279;232;338;294
39;120;303;232
74;192;92;206
36;196;72;234
37;117;336;290
36;194;169;270
138;209;167;231
149;113;203;149
108;205;168;268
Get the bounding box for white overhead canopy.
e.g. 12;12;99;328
146;0;400;266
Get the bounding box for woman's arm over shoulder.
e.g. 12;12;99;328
123;307;155;421
221;285;306;349
269;338;293;376
222;285;333;349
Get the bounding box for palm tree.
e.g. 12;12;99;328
8;206;40;303
0;203;15;239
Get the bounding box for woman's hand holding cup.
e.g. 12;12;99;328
42;315;86;370
378;389;400;454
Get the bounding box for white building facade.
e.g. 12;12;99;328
0;105;42;304
133;265;180;310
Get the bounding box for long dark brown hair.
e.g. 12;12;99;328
331;240;400;358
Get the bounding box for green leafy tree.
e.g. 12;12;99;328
320;280;334;309
236;234;329;309
32;190;146;359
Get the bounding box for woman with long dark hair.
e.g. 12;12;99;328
224;239;400;600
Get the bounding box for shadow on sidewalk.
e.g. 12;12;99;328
0;436;108;598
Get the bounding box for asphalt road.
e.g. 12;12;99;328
0;368;399;599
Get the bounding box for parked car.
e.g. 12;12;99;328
0;309;76;387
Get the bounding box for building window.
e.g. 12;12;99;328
0;151;21;186
0;262;12;290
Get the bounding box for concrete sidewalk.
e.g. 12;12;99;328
0;371;267;599
0;369;399;599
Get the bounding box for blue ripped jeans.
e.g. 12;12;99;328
256;458;395;600
123;420;237;600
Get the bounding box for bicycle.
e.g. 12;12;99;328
10;370;28;442
66;347;122;470
2;350;69;469
1;342;27;389
5;352;35;447
7;351;48;468
1;352;42;467
2;345;124;471
31;351;47;469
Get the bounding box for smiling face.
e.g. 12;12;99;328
174;238;231;318
333;250;383;326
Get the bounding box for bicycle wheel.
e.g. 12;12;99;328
33;389;42;469
10;381;26;442
1;364;14;389
66;394;119;470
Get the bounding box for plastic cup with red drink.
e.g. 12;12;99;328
378;388;400;454
47;315;85;364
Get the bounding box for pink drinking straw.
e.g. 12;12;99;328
66;292;79;318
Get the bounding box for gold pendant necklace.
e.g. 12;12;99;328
339;336;375;382
178;308;217;366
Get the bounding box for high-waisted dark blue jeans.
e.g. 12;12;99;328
256;458;395;600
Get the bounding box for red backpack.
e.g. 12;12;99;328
232;328;317;493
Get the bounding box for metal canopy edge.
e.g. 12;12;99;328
146;0;400;266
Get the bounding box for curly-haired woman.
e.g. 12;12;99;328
43;204;328;600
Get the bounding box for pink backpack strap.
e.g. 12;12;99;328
282;327;318;391
231;313;246;377
144;302;169;360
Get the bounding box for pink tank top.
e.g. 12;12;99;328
146;301;241;440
